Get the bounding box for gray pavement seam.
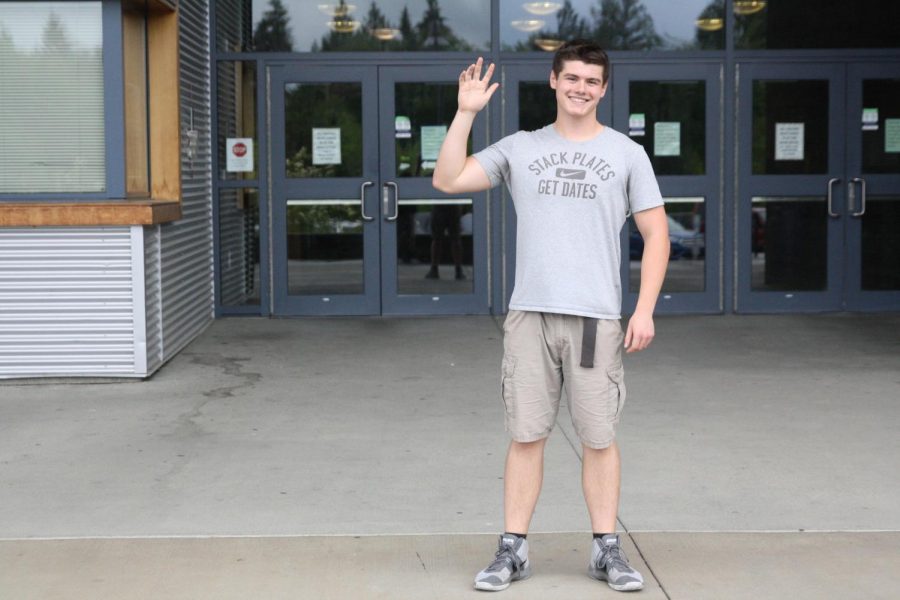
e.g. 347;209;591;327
618;518;672;600
559;422;672;599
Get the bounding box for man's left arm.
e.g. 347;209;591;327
625;205;669;353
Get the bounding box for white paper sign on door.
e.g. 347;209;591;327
420;125;448;161
885;119;900;153
312;128;341;165
862;108;879;131
628;113;646;137
654;122;681;156
775;123;804;161
226;138;253;172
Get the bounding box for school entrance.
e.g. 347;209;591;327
212;1;900;317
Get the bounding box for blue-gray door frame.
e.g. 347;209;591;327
270;65;381;316
736;62;846;312
845;62;900;311
614;62;724;314
268;64;491;316
377;65;491;315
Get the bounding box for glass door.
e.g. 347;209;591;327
613;63;723;313
737;63;846;312
270;65;380;315
270;64;491;316
845;63;900;310
378;66;490;315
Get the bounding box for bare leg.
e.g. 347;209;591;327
582;441;620;533
504;439;547;534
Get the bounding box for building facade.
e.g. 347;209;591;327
1;0;899;378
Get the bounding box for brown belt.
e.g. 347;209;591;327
580;317;598;368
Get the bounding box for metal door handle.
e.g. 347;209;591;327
360;181;374;221
850;177;866;217
826;177;840;218
383;181;399;221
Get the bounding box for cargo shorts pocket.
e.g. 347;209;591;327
500;356;517;416
607;365;626;423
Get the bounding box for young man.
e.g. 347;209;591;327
433;40;669;592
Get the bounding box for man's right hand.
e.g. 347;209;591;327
458;57;499;115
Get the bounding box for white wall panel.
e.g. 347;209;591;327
0;228;136;377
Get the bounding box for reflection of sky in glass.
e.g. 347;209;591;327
0;2;102;51
501;0;719;50
254;0;491;52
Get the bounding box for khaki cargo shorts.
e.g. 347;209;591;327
500;310;626;449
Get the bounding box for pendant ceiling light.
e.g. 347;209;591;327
327;18;360;33
523;2;562;16
695;17;724;32
733;1;766;15
318;3;356;17
372;27;399;41
534;38;564;51
511;19;545;32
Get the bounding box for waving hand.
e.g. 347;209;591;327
458;57;499;115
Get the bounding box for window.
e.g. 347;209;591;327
217;0;491;53
0;0;182;225
0;2;106;193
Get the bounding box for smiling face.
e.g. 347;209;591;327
549;60;608;121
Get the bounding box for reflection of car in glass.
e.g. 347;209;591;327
630;216;705;260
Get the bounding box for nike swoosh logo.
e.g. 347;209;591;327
555;168;586;180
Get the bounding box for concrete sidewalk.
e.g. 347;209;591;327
1;314;899;598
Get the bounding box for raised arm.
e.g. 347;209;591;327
432;57;499;194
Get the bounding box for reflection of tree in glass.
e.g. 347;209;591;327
284;83;362;178
512;0;661;52
394;83;460;177
398;7;417;50
693;0;764;49
692;0;724;50
284;148;361;235
592;0;661;50
317;0;398;51
315;0;471;52
41;11;72;52
0;27;12;54
556;0;591;41
733;3;766;49
253;0;293;52
417;0;469;50
286;147;336;178
512;0;589;51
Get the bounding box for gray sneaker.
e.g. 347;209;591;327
473;534;532;591
588;534;644;592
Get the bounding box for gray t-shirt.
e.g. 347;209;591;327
474;124;663;319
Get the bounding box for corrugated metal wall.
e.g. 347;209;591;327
154;0;215;363
143;225;163;375
0;0;214;379
217;188;251;306
0;228;138;376
215;58;251;306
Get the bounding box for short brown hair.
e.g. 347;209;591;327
552;39;610;83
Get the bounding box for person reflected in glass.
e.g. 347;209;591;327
397;204;419;265
425;204;464;280
433;41;669;593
